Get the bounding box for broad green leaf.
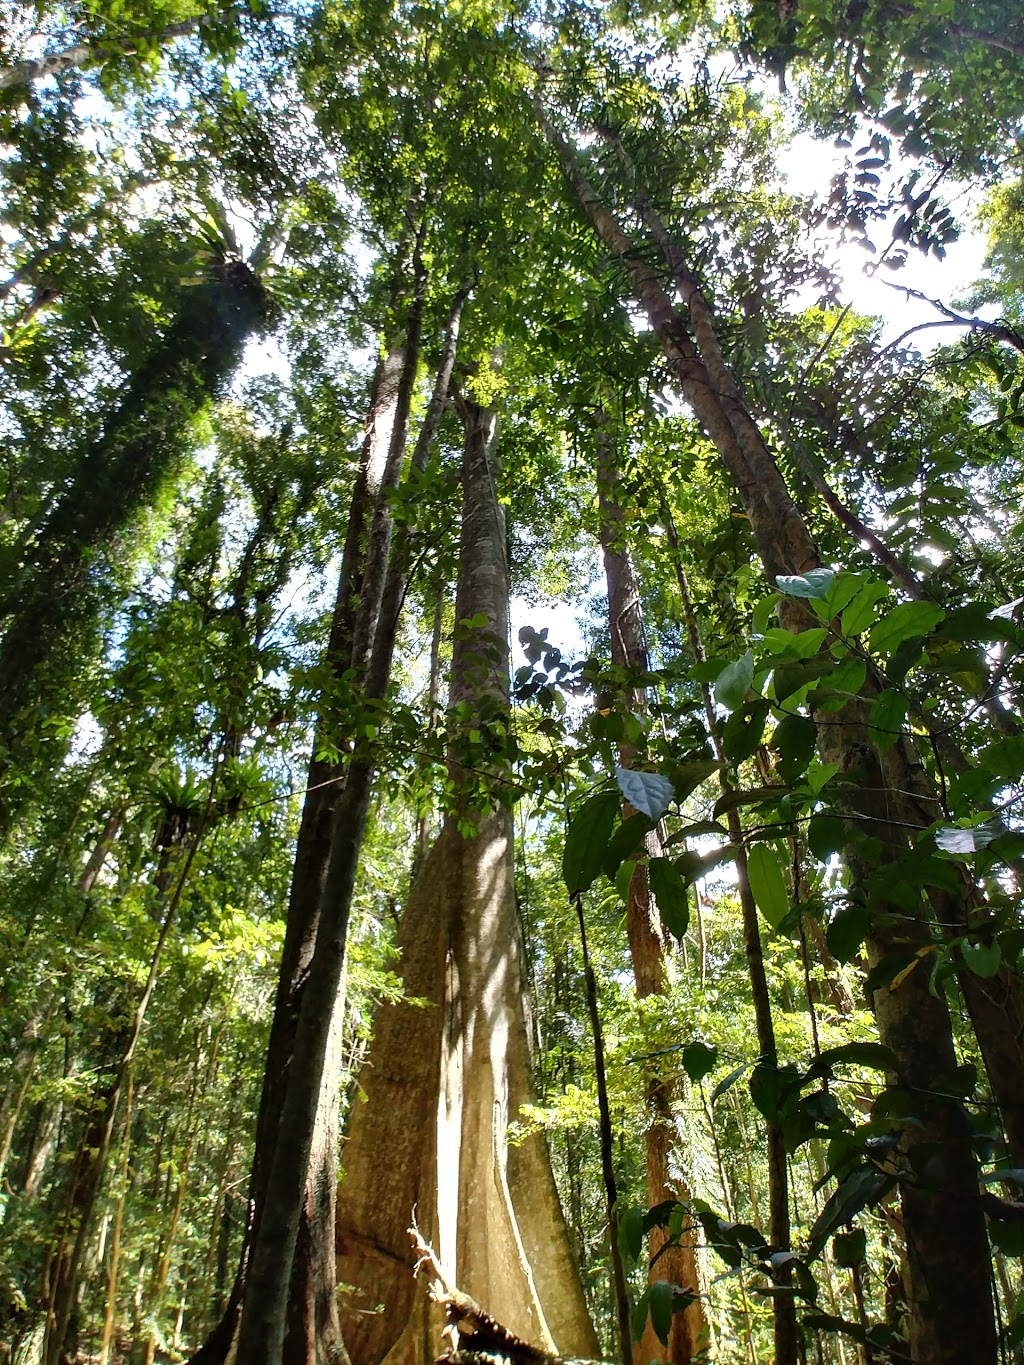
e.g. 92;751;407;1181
668;759;721;802
989;1217;1024;1256
723;698;771;762
714;650;754;711
806;1166;895;1260
805;1043;897;1083
832;1229;867;1268
711;1062;750;1103
962;939;1002;978
979;736;1024;781
771;712;817;784
869;601;945;656
746;843;789;929
773;656;833;702
826;904;869;963
617;1205;644;1266
604;812;655;879
775;569;835;599
713;786;789;819
761;626;828;658
674;845;734;886
649;858;690;940
749;1060;802;1122
840;580;889;636
682;1040;717;1083
820;572;870;620
808;814;846;861
648;1281;675;1347
868;689;907;750
562;791;619;894
632;1289;651;1343
615;767;675;821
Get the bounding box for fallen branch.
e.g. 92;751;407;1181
408;1222;606;1365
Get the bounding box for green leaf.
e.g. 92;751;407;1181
714;650;754;711
826;904;869;963
808;815;846;861
648;1280;675;1346
868;690;907;750
563;791;620;894
869;601;945;656
771;712;817;784
989;1217;1024;1257
632;1289;651;1343
805;1043;897;1083
668;759;721;802
711;1062;750;1103
615;767;675;821
618;1205;644;1266
713;786;789;819
978;736;1024;780
649;858;691;940
604;812;655;879
962;939;1002;978
746;843;789;929
682;1040;717;1083
773;656;833;702
832;1228;867;1268
776;569;835;599
749;1060;802;1122
674;845;734;886
723;698;771;763
806;1166;895;1260
840;580;889;636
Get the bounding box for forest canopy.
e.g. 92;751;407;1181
1;0;1023;1363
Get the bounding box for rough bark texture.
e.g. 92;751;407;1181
234;291;423;1359
336;397;598;1365
537;95;998;1362
190;334;405;1365
595;422;708;1365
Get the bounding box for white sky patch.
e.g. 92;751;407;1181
778;131;994;348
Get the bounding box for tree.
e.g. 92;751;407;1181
337;386;599;1365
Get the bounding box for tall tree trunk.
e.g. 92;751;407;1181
594;418;709;1365
0;258;267;816
232;245;445;1365
336;393;599;1365
535;94;997;1364
193;263;472;1365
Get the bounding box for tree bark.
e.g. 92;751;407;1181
536;94;997;1364
0;18;205;90
0;258;267;815
232;242;434;1365
594;419;709;1365
336;393;599;1365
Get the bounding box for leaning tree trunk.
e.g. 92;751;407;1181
336;394;599;1365
0;256;267;818
535;92;997;1364
594;418;709;1365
